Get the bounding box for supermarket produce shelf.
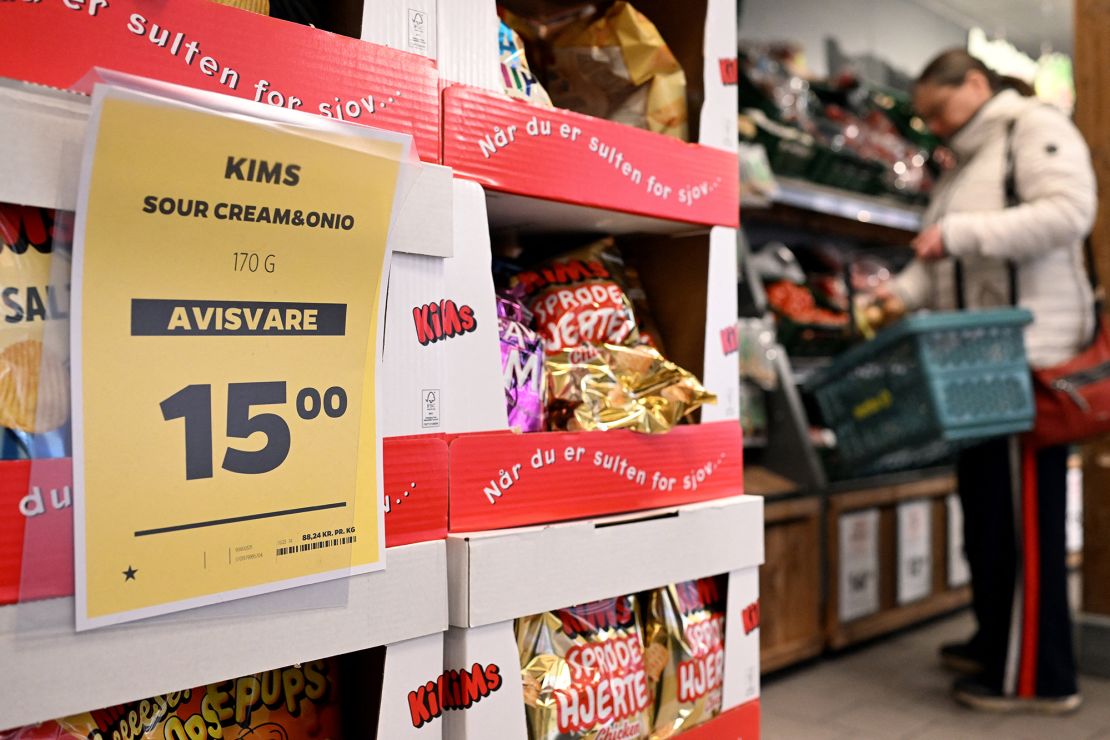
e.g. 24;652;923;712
0;540;447;731
769;177;924;232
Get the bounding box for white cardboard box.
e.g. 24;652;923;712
447;495;763;629
442;565;761;740
701;227;741;422
380;178;508;437
379;631;447;739
0;80;453;734
0;540;448;731
360;0;439;59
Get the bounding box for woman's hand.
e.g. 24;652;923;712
911;224;947;261
855;286;907;337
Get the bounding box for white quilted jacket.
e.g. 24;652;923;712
892;89;1097;367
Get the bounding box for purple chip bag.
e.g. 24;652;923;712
496;295;526;323
497;295;545;432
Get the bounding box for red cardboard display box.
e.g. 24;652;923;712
442;85;739;228
446;421;743;533
0;0;441;162
680;699;761;740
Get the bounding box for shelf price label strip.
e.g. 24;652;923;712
72;84;404;629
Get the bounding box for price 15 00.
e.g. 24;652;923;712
160;382;347;480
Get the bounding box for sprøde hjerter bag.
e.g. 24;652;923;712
985;118;1110;448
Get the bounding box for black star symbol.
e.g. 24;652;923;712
122;565;138;581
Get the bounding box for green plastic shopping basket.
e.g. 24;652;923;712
807;308;1035;471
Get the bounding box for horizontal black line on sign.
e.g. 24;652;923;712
134;502;347;537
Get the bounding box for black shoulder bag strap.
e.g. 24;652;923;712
953;116;1102;317
953;120;1020;310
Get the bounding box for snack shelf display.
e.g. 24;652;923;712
0;0;757;737
0;0;444;162
444;496;763;739
437;0;741;228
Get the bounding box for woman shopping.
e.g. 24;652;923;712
879;49;1097;713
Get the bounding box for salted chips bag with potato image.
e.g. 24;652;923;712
516;594;653;739
642;576;727;738
0;204;72;459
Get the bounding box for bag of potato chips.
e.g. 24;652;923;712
0;204;71;460
545;343;715;433
512;239;641;355
0;659;343;740
500;19;554;106
517;595;653;739
642;577;727;738
547;2;687;139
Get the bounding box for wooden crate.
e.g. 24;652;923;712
826;472;971;650
759;494;824;673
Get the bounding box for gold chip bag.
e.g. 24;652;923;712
546;343;715;433
517;595;653;740
0;204;71;449
643;577;727;738
547;2;688;140
0;659;343;740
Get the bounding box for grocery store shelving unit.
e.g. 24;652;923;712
739;174;972;668
825;470;970;650
756;490;825;673
743;177;925;249
770;177;923;232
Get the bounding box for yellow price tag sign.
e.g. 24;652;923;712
73;86;402;629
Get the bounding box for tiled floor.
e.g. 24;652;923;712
761;611;1110;739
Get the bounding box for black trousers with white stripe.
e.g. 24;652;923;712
957;437;1076;697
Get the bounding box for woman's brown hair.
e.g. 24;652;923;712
916;49;1035;97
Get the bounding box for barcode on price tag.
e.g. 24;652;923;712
277;536;358;557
